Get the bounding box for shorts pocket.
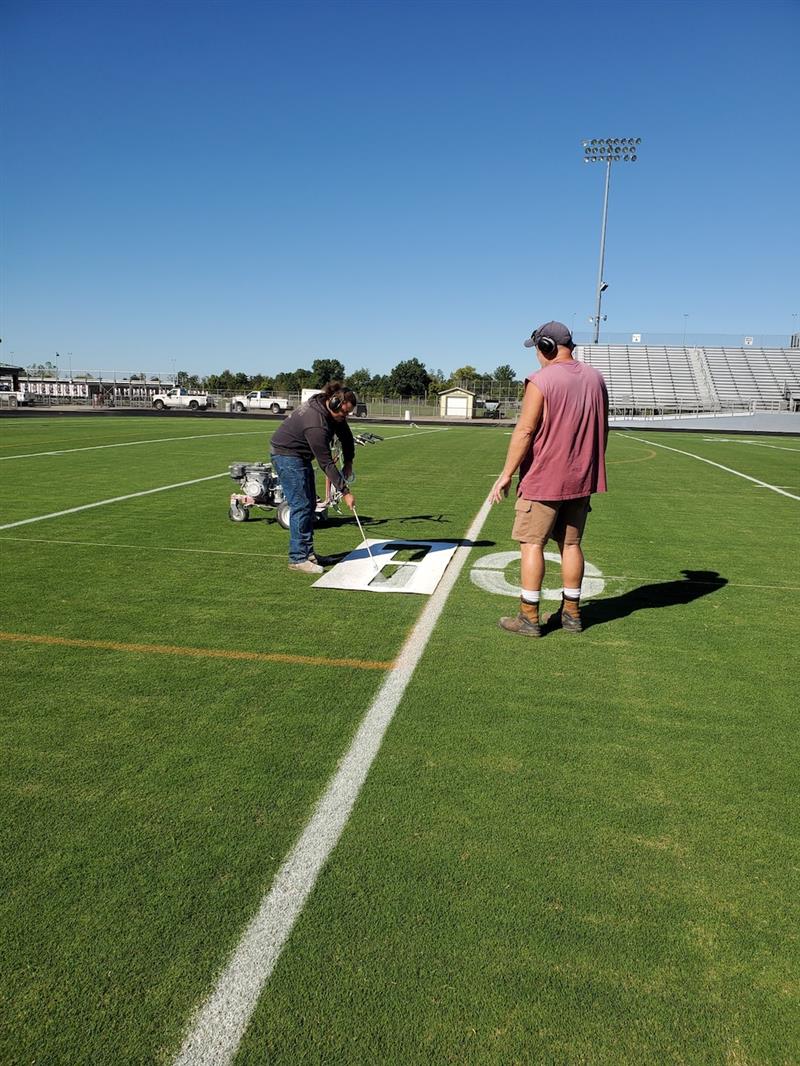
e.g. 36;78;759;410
514;497;533;513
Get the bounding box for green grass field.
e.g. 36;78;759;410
1;415;798;1064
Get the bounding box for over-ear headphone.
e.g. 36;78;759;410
329;390;345;412
536;333;557;356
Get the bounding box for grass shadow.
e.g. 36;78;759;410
322;512;452;529
575;569;729;631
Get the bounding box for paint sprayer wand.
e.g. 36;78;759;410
351;504;380;575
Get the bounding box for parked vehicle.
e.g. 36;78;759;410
230;390;291;414
0;382;33;406
152;387;214;411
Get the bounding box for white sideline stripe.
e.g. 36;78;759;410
701;438;800;452
0;473;228;531
380;427;450;440
172;492;495;1066
0;427;448;532
625;434;800;501
0;425;446;462
0;430;269;461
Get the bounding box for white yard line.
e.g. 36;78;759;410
0;473;228;531
172;491;495;1066
0;426;447;461
0;426;449;532
0;430;269;461
625;434;800;501
380;427;450;440
700;438;800;452
0;535;284;559
3;534;797;592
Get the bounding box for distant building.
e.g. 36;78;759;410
438;387;475;419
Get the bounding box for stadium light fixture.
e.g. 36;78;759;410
582;136;642;342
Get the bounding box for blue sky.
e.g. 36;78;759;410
2;0;798;379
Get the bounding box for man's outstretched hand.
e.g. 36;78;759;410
490;474;511;504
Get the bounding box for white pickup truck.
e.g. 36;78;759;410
230;390;291;414
152;387;214;411
0;382;33;406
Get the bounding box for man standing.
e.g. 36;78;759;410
270;382;357;575
490;322;608;636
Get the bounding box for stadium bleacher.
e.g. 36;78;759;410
576;345;800;411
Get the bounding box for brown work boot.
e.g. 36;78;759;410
551;596;583;633
499;598;541;638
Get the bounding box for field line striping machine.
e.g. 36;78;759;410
228;432;384;529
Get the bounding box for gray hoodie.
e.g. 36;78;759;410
270;393;355;493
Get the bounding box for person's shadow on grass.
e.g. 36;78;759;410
575;569;728;631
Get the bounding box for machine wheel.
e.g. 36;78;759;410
276;501;328;529
233;401;246;413
153;399;165;410
229;501;249;522
276;502;291;530
270;403;282;414
189;399;199;410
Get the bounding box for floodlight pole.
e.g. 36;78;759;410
593;161;612;344
582;137;641;344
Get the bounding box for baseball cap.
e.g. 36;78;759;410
523;321;574;349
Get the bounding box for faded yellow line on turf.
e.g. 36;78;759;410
607;448;657;465
0;631;393;671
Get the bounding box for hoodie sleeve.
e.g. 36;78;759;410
305;424;349;493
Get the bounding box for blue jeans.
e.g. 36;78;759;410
271;454;315;562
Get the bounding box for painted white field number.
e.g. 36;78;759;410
469;550;605;601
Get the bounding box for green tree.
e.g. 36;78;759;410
294;367;316;390
494;364;516;382
369;374;390;397
388;358;431;397
426;368;448;400
312;358;345;388
449;365;479;387
29;360;57;376
274;372;299;394
252;375;275;391
206;369;238;391
347;367;372;394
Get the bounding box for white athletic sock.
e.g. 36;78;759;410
563;587;581;600
521;589;540;604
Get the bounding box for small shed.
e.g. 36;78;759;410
438;387;475;419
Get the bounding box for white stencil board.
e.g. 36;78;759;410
313;539;458;594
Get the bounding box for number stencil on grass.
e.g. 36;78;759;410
470;550;605;601
313;539;458;594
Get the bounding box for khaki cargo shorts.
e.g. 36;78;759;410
511;496;591;547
